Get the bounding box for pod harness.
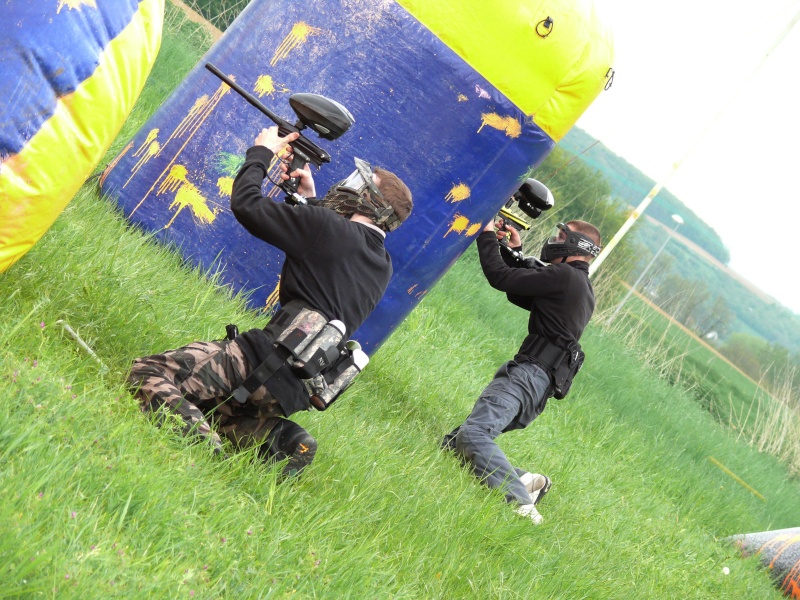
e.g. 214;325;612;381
229;301;368;410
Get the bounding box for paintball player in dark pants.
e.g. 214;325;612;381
128;126;413;477
443;217;601;524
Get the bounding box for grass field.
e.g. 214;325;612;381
2;7;799;599
600;287;800;476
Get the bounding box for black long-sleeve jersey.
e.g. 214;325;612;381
476;231;594;354
229;145;392;415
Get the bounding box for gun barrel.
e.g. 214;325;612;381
205;63;291;129
205;62;331;167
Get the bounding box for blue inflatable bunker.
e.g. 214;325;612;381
100;0;613;351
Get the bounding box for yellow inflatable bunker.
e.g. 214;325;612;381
0;0;164;272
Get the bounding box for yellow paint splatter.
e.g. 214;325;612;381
130;84;229;217
445;214;470;237
477;113;521;138
133;129;160;156
466;223;482;236
158;165;189;195
457;94;468;102
254;75;289;97
166;181;219;228
264;277;281;314
170;95;213;142
57;0;96;12
217;177;233;197
255;75;276;97
124;140;161;189
445;183;471;203
271;22;323;66
407;284;418;294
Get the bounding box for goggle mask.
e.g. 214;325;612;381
540;222;601;262
320;158;401;231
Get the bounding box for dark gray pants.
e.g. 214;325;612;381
451;360;551;506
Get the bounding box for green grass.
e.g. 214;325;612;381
599;287;800;474
2;9;800;599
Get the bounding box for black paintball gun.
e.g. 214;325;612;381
497;178;554;268
205;62;355;205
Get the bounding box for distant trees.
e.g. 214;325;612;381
694;296;735;339
650;272;734;339
719;333;800;401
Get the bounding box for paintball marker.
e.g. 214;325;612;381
497;178;554;268
205;62;355;205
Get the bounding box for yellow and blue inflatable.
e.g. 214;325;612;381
101;0;613;350
0;0;164;272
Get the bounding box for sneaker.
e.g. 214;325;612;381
515;503;543;525
262;419;318;478
519;472;551;505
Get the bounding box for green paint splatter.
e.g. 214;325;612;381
215;152;245;178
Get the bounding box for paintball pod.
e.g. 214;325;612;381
204;62;355;205
497;178;555;268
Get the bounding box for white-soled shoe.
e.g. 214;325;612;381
519;472;552;505
515;502;543;525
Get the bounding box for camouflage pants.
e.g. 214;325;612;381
127;339;285;453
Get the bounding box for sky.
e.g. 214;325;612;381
574;0;800;313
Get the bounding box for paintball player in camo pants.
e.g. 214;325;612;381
128;126;413;477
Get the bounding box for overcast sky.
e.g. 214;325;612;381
574;0;800;313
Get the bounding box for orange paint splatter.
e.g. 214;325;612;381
466;223;482;236
158;165;189;194
124;140;161;189
264;277;281;314
478;113;521;138
133;129;160;157
445;183;471;203
445;214;470;237
130;83;229;217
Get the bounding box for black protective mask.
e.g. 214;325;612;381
540;223;600;263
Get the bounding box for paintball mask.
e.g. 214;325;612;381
319;157;401;231
540;223;601;263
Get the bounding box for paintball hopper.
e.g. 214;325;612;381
204;63;355;203
289;93;353;140
498;178;554;230
512;178;554;220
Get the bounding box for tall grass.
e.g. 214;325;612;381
598;280;800;476
728;370;800;474
2;10;799;600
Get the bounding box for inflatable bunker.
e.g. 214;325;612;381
100;0;614;351
0;0;164;272
729;527;800;598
